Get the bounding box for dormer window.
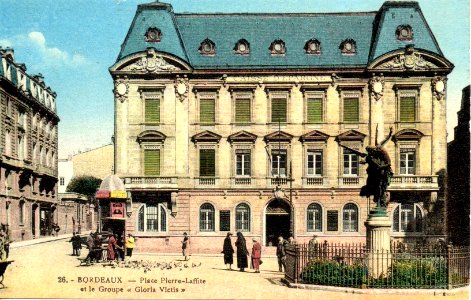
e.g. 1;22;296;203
340;39;356;55
305;39;321;55
199;38;216;56
234;39;250;55
145;27;161;42
269;40;285;56
396;25;413;41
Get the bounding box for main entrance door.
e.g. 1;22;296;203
265;198;291;246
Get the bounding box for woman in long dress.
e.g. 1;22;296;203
222;232;234;270
251;238;261;273
235;232;249;272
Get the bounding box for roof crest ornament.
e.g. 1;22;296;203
378;45;436;71
130;48;179;73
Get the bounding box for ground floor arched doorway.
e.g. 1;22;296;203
265;198;291;246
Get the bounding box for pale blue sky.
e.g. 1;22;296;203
0;0;469;158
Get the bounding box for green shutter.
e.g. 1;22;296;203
271;97;287;123
144;149;160;176
235;98;251;123
145;99;160;123
200;98;215;124
199;149;215;177
307;98;323;123
400;96;416;122
343;98;359;123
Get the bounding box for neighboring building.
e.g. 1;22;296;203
0;47;60;241
447;85;470;246
57;143;113;233
109;1;453;253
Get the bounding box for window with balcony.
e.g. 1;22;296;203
199;203;215;232
270;93;288;123
307;150;323;176
235;150;251;177
393;203;423;233
199;93;216;124
144;148;160;176
342;203;358;232
138;203;167;232
235;203;250;232
307;203;323;232
400;148;416;175
343;148;359;176
271;149;287;177
199;149;215;177
234;93;251;124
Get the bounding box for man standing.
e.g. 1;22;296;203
276;236;286;272
181;232;189;261
308;234;318;259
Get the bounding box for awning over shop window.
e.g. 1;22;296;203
95;174;127;199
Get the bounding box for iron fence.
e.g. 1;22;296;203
285;241;469;289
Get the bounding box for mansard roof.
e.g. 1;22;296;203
191;130;222;143
227;131;257;143
335;130;366;142
115;1;450;72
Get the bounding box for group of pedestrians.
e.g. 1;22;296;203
222;232;262;273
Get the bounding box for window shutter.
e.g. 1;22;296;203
144;149;160;176
200;98;215;123
400;96;416;122
235;98;251;123
145;99;160;123
271;97;287;123
343;97;359;122
200;149;215;177
307;98;323;123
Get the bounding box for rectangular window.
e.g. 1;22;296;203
343;97;359;123
200;94;216;124
146;204;159;232
220;210;230;231
60;177;65;186
144;149;160;176
343;148;358;176
271;96;287;123
307;150;322;176
234;95;251;124
327;210;338;231
400;148;416;175
400;96;416;122
199;149;215;177
235;150;251;176
306;96;323;123
145;97;160;123
271;149;287;176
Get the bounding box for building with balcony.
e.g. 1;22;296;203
110;1;453;253
0;47;60;241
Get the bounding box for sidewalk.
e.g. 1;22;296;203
10;231;91;249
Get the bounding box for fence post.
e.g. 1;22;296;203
294;244;299;284
447;244;452;289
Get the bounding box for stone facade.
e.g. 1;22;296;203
109;2;453;253
0;47;60;241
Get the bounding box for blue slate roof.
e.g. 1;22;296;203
116;1;445;69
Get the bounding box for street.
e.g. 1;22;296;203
1;238;468;299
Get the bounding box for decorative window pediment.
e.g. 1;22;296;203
199;38;216;56
269;39;286;56
305;39;321;55
227;131;257;143
137;130;167;143
396;25;413;41
145;27;162;42
335;130;366;142
234;39;250;55
191;130;222;143
339;39;356;55
264;131;293;143
299;130;329;143
392;129;424;143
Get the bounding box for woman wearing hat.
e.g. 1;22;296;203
251;238;262;273
222;232;234;270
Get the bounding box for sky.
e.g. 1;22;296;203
0;0;469;159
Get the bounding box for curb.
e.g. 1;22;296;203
10;231;92;249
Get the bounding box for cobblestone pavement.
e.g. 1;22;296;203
1;238;469;299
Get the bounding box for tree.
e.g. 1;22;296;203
66;175;102;199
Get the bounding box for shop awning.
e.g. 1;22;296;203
95;174;127;199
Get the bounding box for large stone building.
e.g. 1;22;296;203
447;85;470;246
0;47;60;241
109;1;453;253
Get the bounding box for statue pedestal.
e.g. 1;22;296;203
365;208;392;278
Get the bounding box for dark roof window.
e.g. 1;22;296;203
234;39;250;55
305;39;321;55
199;38;216;56
145;27;162;43
340;39;356;55
396;25;413;41
269;39;286;56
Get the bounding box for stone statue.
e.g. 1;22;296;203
338;127;394;208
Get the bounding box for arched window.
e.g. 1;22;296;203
343;203;358;232
137;203;167;232
235;203;250;232
307;203;322;232
393;203;423;232
199;203;215;232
